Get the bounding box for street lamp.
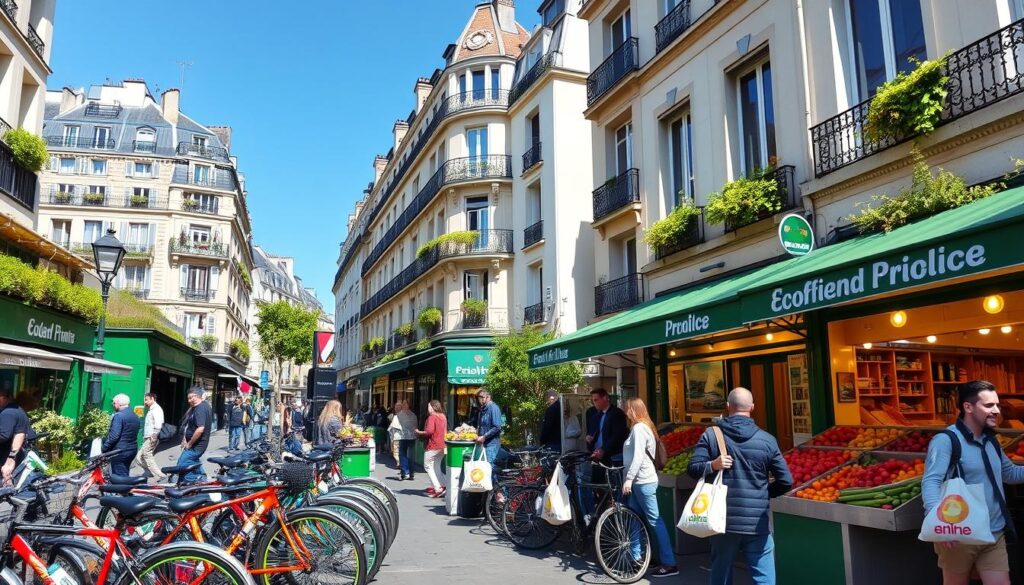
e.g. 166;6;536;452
88;229;126;405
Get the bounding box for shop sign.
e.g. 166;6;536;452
0;295;93;353
448;349;492;385
778;214;814;256
149;338;194;375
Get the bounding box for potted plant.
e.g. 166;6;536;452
417;306;443;333
182;198;199;211
178;231;188;246
130;194;150;207
192;334;217;352
461;298;488;328
360;341;372;359
864;56;948;143
705;168;781;229
83;192;106;205
53;191;73;204
3;128;48;172
642;199;702;253
394;322;414;341
368;336;385;355
228;339;250;362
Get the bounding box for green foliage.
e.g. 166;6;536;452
46;451;86;476
360;341;371;353
705;168;781;227
0;253;103;323
182;198;199;210
106;289;185;342
416;231;479;258
368;336;385;351
191;334;218;351
28;410;74;460
376;350;407;365
130;194;150;207
235;259;252;289
74;406;111;446
849;156;998;233
461;298;487;317
484;328;584;445
642;199;702;250
229;338;251;361
394;322;414;337
3;127;48;172
417;307;442;330
415;338;431;351
254;300;320;376
865;56;949;143
83;192;105;203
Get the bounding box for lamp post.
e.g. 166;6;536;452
88;229;126;406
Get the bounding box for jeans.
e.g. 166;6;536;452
424;448;445;490
482;440;499;464
709;533;776;585
626;482;675;567
285;433;303;456
398;439;416;477
229;426;242;450
176;447;206;484
110;450;136;477
243;424;252;446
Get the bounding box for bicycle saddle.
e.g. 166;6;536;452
99;495;160;518
168;494;212;514
108;474;148;485
98;484;135;495
161;462;202;475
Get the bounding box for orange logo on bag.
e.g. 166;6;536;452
937;495;969;525
470;468;485;483
544;496;552;512
691;493;710;515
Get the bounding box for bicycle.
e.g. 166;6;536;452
484;447;559;536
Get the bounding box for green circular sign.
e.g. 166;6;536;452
778;214;814;256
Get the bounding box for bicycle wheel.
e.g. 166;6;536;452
124;509;195;551
594;505;650;584
252;506;367;585
341;477;398;528
327;485;396;547
116;541;253;585
313;495;386;579
501;486;559;550
484;485;508;536
27;546;92;585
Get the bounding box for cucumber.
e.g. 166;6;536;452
837;491;886;502
847;498;888;507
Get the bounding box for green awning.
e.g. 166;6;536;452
356;355;412;387
529;187;1024;368
447;348;492;385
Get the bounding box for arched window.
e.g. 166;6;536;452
134;127;156;152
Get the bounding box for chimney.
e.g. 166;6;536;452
59;87;80;114
373;155;388;183
209;126;232;152
161;88;180;124
414;78;433;113
494;0;516;34
393;120;409;151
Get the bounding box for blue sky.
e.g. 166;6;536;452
49;1;540;309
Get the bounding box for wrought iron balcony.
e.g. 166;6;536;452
44;136;116;150
182;199;219;215
724;165;799;232
524;302;545;325
85;103;122;118
523;219;544;248
510;52;559;107
123;244;153;259
45;191;167;209
177;142;229;161
169;238;229;259
132;140;157;153
26;23;43;58
0;139;36;210
655;0;720;54
522;142;542;174
593;168;640;222
654;205;706;259
181;288;213;302
595;273;644;316
0;0;16;23
0;115;11;138
446;89;510;117
360;229;513;318
587;38;638;107
812;17;1024;177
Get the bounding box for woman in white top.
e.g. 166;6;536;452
622;397;677;578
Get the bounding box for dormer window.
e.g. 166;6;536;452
134;127;157;152
192;135;208;148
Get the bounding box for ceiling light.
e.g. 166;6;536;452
1001;325;1013;334
669;349;677;357
765;333;774;341
983;295;1005;314
979;328;991;335
926;335;937;343
894;340;909;344
862;342;873;349
890;310;908;328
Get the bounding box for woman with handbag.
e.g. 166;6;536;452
621;397;677;578
416;400;448;497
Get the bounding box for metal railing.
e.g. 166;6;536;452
132;140;157;153
0;0;16;23
445;307;509;331
587;38;638;106
177;142;229;161
360;155;512;275
0;139;36;210
84;103;122;118
181;288;213;302
45;192;167;209
654;205;706;259
70;242;152;258
0;115;11;138
26;23;43;57
182;200;219;215
724;165;799;232
169;238;229;258
44;135;116;149
524;302;545;325
510;52;560;106
522;142;542;174
595;273;644;316
360;229;513;318
593;168;640;221
523;219;544;248
812;17;1024;177
655;0;720;54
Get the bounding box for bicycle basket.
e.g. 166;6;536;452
277;462;314;494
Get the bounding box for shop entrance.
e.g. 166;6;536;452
735;356;793;451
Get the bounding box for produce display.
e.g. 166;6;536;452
836;477;922;509
784;449;854;485
662;450;694;476
883;430;935;453
808;426;900;448
1009;440;1024;463
661;426;705;456
794;456;924;503
338;425;374;447
445;423;478;442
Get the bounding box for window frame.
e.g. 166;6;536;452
59;157;76;174
93;126;112;148
610;10;632;51
63;125;80;145
735;58;776;176
614;122;633;175
667;110;695;208
845;0;926;101
51;219;71;246
91;159;107;175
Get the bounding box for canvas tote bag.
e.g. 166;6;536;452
461;444;494;493
918;430;995;545
542;461;572;525
678;426;729;538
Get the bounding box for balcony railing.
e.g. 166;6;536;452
445;307;509;332
70;242;152;259
85;103;122;118
0;115;11;138
587;38;638;106
177;142;229;161
593;168;640;221
595;273;644;316
724;165;799;232
45;192;167;209
26;23;43;58
361;155;512;276
655;0;721;54
524;302;545;325
386;331;416;352
812;17;1024;177
44;135;116;150
654;205;706;259
521;142;542;174
0;139;36;210
360;229;513;318
132;140;157;153
510;51;560;106
169;238;229;258
181;288;213;302
182;200;219;215
0;0;16;23
523;219;544;248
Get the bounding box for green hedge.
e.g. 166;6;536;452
0;253;102;323
106;290;185;342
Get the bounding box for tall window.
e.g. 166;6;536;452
186;192;219;213
91;159;107;175
134;162;153;177
530;114;541;145
466;196;489;232
193;164;210;184
466;127;488;161
122;265;148;291
186;266;210;290
624;238;637;275
848;0;926;99
125;223;150;248
183;312;206;336
472;70;485;100
83;220;104;243
62;125;80;146
93;127;111;148
459;73;468;101
668;112;694;207
611;10;632;50
491;69;500;99
59;157;76;174
192;135;208;148
189;225;211;244
463;271;488;300
51;220;71;247
614;122;632;175
737;60;776;175
542;0;565;26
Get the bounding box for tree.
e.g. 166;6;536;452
254;300;320;431
484;328;584;445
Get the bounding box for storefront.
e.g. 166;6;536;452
195;355;261;430
103;329;195;425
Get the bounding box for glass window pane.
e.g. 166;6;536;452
850;0;887;97
889;0;925;75
472;70;485;100
761;63;777;166
670;118;684;204
739;70;762;174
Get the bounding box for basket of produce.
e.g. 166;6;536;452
660;425;705;456
445;423;478;442
880;430;935;453
807;426;903;450
784;448;855;486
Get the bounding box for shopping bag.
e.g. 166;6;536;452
678;427;729;538
461;445;493;493
541;462;572;525
89;437;103;459
919;431;994;544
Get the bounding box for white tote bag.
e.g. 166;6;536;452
461;444;493;493
919;430;995;545
542;462;572;525
678;427;729;538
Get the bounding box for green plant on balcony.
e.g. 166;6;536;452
130;194;150;207
377;350;407;365
642;199;702;250
191;334;218;352
864;55;949;143
417;306;442;331
234;259;252;289
83;192;106;205
53;191;73;204
0;252;103;324
106;290;185;342
360;341;371;354
368;336;385;353
182;198;199;211
415;339;431;351
125;247;150;258
3;128;48;172
461;298;487;318
394;322;414;338
229;338;251;362
416;230;479;259
705;168;780;227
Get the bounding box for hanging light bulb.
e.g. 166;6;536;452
669;349;677;357
1001;325;1013;334
890;310;908;328
983;295;1005;314
979;328;991;335
926;335;937;343
863;342;873;349
765;332;774;341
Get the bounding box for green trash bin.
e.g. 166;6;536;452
341;447;371;478
446;440;475;469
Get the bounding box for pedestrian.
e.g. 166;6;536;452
0;386;31;486
473;389;502;463
388;402;403;463
621;397;677;578
103;393;140;477
582;388;628;518
228;396;245;451
318;399;344;444
922;380;1024;585
242;397;255;446
539;389;561;452
133;392;166;481
178;387;212;483
284;398;305;455
416;400;448;497
686;387;793;585
397;400;418;481
563;401;583;453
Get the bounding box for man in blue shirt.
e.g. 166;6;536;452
473;389;502;463
103;393;141;476
922;380;1024;585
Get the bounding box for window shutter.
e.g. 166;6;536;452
125;160;133;177
120;222;128;242
48;156;58;172
148;223;156;248
152;160;160;179
205;315;216;335
145;266;153;290
210;266;221;291
180;264;189;288
76;157;87;174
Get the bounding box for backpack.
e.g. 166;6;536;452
646;427;669;471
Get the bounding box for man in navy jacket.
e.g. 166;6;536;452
103;393;141;476
687;387;792;585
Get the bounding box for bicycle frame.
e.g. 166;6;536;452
9;523;129;585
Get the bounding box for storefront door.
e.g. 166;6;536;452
736;356;794;451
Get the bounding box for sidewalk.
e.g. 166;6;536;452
140;427;234;476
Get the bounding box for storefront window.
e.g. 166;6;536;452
450;385;482;426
